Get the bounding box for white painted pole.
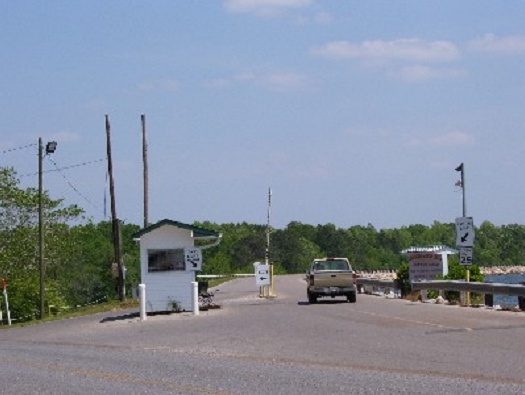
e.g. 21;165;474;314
138;284;147;321
3;290;11;326
192;281;199;315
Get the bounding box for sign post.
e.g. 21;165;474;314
455;163;474;305
2;278;11;326
255;263;270;297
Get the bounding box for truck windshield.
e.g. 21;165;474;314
314;260;349;271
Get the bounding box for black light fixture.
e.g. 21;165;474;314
45;141;57;154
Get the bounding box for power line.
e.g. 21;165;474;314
0;142;37;155
18;158;106;178
47;156;104;214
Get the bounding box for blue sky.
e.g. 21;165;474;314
2;1;525;229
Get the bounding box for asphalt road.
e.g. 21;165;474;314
1;274;525;394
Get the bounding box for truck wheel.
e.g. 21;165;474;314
347;292;357;303
308;292;317;304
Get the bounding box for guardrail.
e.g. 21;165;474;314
197;274;255;279
411;280;525;296
356;278;397;289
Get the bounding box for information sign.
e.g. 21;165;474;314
459;247;473;266
255;264;270;286
455;217;475;247
184;247;202;271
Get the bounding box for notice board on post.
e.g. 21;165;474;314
407;252;444;282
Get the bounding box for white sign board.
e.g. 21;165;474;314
459;247;473;266
407;253;444;282
255;264;270;286
184;247;202;271
455;217;475;247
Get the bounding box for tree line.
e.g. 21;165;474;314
1;166;524;320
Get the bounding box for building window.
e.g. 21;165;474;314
147;249;185;272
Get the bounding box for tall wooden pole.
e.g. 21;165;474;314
38;137;45;319
266;188;271;265
141;114;149;228
105;115;123;301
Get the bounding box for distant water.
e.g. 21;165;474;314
484;273;525;307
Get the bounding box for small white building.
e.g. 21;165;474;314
133;219;221;313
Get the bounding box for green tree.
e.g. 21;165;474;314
271;223;322;273
475;221;501;265
0;167;84;319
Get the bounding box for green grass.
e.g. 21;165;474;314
2;278;234;329
1;299;139;329
208;277;233;288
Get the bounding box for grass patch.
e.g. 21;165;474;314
1;299;139;329
208;277;234;288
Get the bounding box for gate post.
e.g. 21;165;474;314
139;284;147;321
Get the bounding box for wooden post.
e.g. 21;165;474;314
141;114;149;228
105;115;124;301
38;138;45;319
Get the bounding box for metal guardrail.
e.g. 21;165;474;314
411;280;525;296
356;278;397;288
197;275;525;300
197;274;255;278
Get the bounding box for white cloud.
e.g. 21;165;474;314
234;72;257;82
260;72;309;91
430;131;475;147
469;33;525;54
206;71;310;92
294;11;333;26
430;132;474;146
137;79;179;93
204;78;232;89
404;131;474;148
51;131;81;143
395;65;466;82
312;38;460;62
224;0;312;16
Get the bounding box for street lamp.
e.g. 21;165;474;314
39;138;57;319
455;162;471;305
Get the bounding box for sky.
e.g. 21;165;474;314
2;1;525;230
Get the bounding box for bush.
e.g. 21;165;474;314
395;263;411;297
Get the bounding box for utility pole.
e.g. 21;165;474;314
265;187;271;265
105;115;124;301
38;138;44;319
141;114;149;228
266;187;275;297
38;138;57;319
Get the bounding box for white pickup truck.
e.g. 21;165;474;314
306;258;357;303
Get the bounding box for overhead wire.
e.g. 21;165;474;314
0;142;37;155
47;156;106;215
18;158;106;178
2;141;110;220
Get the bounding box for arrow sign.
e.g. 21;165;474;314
455;217;475;247
184;247;202;271
255;264;270;286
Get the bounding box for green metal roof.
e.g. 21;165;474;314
132;219;220;239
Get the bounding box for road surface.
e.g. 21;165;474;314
1;274;524;394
